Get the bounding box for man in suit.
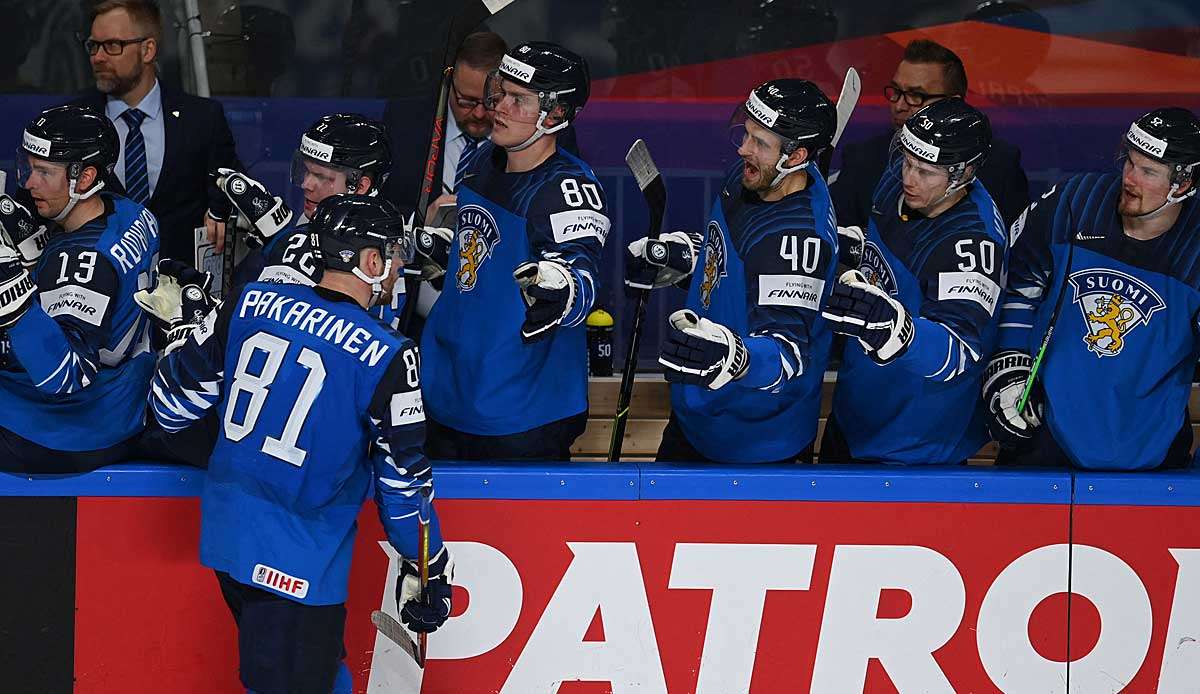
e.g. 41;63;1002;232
77;0;240;266
832;39;1029;230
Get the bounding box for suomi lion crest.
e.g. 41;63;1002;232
1068;268;1164;357
455;204;501;292
699;221;727;309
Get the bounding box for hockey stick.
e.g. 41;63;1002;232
607;139;667;462
397;0;517;334
370;491;434;667
221;221;236;299
831;67;861;149
1017;209;1075;414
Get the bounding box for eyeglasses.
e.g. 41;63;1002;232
451;80;485;111
79;34;150;56
883;85;949;107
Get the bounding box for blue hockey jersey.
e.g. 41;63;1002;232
151;281;443;605
831;164;1008;464
999;173;1200;470
673;162;838;463
0;193;157;451
421;143;607;436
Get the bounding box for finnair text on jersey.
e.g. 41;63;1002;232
239;288;392;366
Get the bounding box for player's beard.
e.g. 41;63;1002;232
1118;189;1144;216
741;158;773;193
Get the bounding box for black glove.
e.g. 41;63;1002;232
396;548;454;634
213;168;292;248
0;194;49;269
624;230;700;291
821;269;914;365
0;246;36;330
658;309;749;389
836;225;865;268
513;259;580;343
415;226;453;281
983;350;1043;447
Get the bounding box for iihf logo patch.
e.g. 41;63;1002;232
1069;268;1164;357
858;241;898;295
699;221;727;309
456;204;501;292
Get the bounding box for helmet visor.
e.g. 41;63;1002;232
728;104;787;157
15;150;68;190
290;152;359;218
484;71;545;124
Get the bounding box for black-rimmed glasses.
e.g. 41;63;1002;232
451;80;485;111
883;85;949;107
79;34;150;56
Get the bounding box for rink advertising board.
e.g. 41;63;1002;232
3;464;1200;693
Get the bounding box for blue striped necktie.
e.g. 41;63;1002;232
454;136;482;191
120;108;150;204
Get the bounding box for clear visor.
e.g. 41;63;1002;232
728;105;789;158
16;150;67;189
484;71;545;124
887;131;954;188
385;231;415;265
290;151;358;191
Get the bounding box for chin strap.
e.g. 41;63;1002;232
52;175;105;223
353;257;393;307
767;150;812;190
503;110;571;153
1132;176;1197;220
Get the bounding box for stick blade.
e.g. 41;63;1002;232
372;610;425;667
832;67;861;148
625;139;661;192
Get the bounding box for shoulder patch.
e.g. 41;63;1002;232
937;271;1001;313
40;284;110;327
390;389;425;426
758;274;824;311
550;209;610;245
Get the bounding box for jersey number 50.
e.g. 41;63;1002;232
224;331;326;467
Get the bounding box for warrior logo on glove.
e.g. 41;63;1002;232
456;205;501;292
1070;268;1164;357
699;221;727;309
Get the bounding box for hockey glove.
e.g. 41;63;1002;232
625;230;700;291
134;260;217;354
415;226;453;281
0;194;49;269
983;350;1043;447
659;309;749;390
822;269;913;365
836;225;865;268
513;259;579;343
213;168;292;248
0;246;36;330
396;548;454;634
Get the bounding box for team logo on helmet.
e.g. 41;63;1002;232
456;204;501;292
858;241;898;295
699;221;728;309
1069;268;1164;358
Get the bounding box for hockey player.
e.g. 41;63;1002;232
148;194;452;693
820;97;1008;465
985;108;1200;470
626;79;839;464
415;42;608;460
0;105;158;471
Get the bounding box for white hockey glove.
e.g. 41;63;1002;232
134;260;217;354
624;230;701;291
821;269;913;365
213;168;292;248
415;226;453;281
983;350;1043;447
0;246;36;330
513;259;579;343
396;547;454;634
836;225;865;268
0;194;49;269
659;309;749;390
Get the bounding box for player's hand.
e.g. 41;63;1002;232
836;225;864;268
625;230;700;291
822;269;913;365
513;259;579;343
0;246;36;330
983;350;1043;447
425;193;457;227
396;548;454;634
415;226;453;281
134;260;217;354
212;168;292;248
0;194;49;269
659;309;749;390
